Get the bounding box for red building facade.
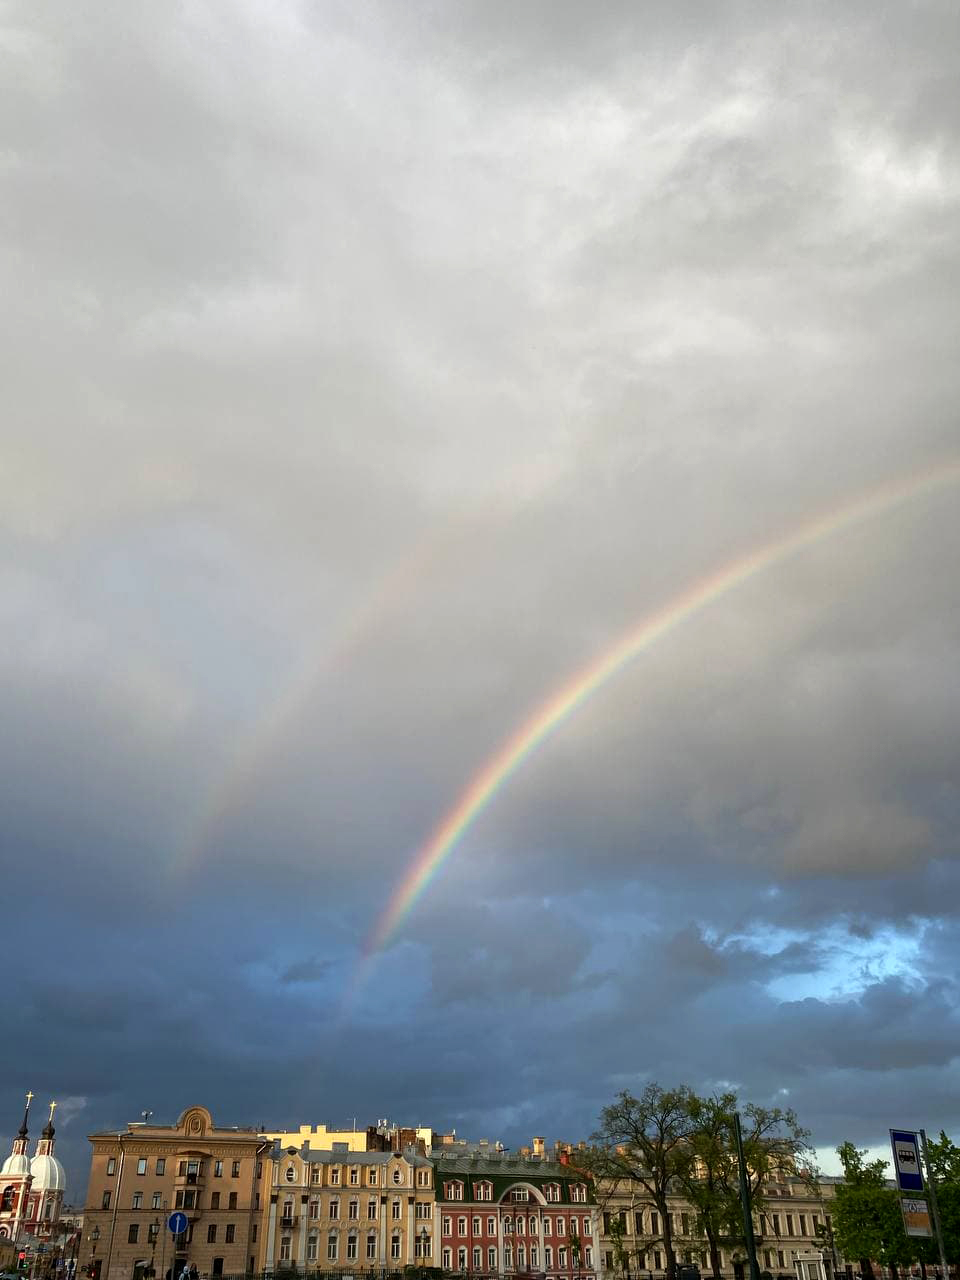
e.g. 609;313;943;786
431;1147;598;1280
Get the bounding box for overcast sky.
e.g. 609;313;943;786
2;0;959;1199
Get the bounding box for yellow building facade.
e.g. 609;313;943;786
257;1145;435;1272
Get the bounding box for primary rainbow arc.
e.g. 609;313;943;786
355;459;959;991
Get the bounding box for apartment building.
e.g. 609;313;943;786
80;1107;269;1280
256;1144;435;1272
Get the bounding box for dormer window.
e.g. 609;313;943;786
286;1166;296;1182
545;1184;561;1203
511;1188;529;1202
474;1181;492;1201
445;1181;464;1201
570;1183;587;1202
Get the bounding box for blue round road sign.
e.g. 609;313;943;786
167;1212;189;1236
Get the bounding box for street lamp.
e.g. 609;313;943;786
418;1229;428;1271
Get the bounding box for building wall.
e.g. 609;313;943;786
432;1154;599;1280
256;1148;435;1272
596;1173;841;1280
79;1108;269;1280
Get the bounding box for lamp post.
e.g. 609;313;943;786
418;1229;428;1272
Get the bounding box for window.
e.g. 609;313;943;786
504;1217;513;1234
530;1246;538;1267
446;1181;464;1201
557;1217;565;1236
307;1236;318;1263
132;1193;143;1210
418;1169;431;1187
174;1191;196;1209
472;1216;481;1234
225;1225;235;1244
391;1236;401;1261
393;1168;403;1185
475;1181;492;1201
156;1158;165;1176
511;1188;529;1202
102;1191;111;1210
327;1235;338;1261
367;1234;377;1261
442;1248;452;1269
505;1245;513;1268
255;1192;260;1210
148;1223;159;1245
214;1160;223;1178
416;1202;432;1219
231;1161;240;1177
106;1158;116;1176
778;1251;785;1268
571;1183;587;1203
517;1244;526;1268
134;1158;146;1176
585;1247;593;1267
286;1166;295;1183
546;1184;560;1203
311;1165;320;1185
228;1192;237;1210
350;1167;359;1185
392;1199;401;1221
787;1215;794;1236
473;1247;482;1269
458;1217;467;1236
152;1193;162;1210
252;1226;258;1243
211;1193;220;1210
347;1236;358;1261
487;1217;496;1236
418;1235;432;1259
488;1247;497;1270
655;1253;662;1270
330;1168;340;1185
368;1199;378;1220
443;1217;452;1235
544;1218;552;1235
635;1212;644;1235
207;1226;217;1244
309;1199;319;1220
330;1198;340;1219
458;1247;467;1270
349;1198;359;1220
546;1247;554;1268
651;1212;659;1234
369;1168;378;1186
282;1198;294;1223
279;1238;291;1262
531;1217;539;1235
681;1213;690;1236
559;1247;567;1267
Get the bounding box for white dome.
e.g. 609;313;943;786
30;1154;65;1192
1;1153;30;1177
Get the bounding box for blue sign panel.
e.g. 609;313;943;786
167;1211;189;1236
890;1130;924;1193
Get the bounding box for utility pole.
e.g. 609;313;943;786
733;1113;761;1280
919;1131;949;1280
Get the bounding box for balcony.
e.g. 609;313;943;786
280;1216;299;1228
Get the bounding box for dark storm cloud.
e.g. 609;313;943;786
2;0;959;1201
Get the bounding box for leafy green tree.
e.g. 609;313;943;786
923;1132;960;1264
678;1094;812;1280
589;1085;699;1280
832;1143;918;1280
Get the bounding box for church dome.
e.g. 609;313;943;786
29;1153;65;1192
1;1152;31;1177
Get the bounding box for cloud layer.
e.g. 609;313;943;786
1;0;959;1195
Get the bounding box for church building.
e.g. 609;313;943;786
0;1094;67;1246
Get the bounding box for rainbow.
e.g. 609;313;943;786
354;459;960;988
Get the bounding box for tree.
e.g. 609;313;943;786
832;1143;918;1280
923;1132;960;1265
589;1085;699;1280
677;1093;812;1280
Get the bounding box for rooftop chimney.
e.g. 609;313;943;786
533;1137;545;1158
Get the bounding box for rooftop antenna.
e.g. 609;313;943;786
141;1111;153;1124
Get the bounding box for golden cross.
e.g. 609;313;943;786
49;1101;57;1122
25;1091;33;1107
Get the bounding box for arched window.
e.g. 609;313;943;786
1;1188;14;1212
